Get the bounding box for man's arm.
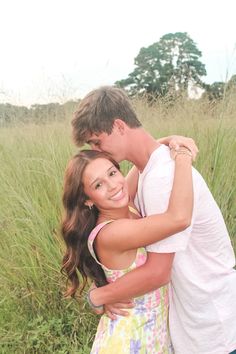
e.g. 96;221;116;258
90;252;174;306
90;153;191;311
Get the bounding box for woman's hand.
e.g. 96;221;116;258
157;135;199;161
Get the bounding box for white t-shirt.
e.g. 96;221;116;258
134;145;236;354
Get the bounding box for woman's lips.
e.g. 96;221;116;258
110;189;125;201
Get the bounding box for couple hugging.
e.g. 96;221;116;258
61;86;236;354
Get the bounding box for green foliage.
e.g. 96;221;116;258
1;304;97;353
0;100;80;126
203;81;225;100
116;32;206;97
201;75;236;101
226;74;236;95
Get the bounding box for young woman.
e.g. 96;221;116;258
61;145;193;354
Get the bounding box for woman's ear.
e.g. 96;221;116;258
84;200;94;210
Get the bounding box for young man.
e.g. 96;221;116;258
72;86;236;354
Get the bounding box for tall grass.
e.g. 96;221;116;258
0;96;235;353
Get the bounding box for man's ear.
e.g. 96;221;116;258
113;119;128;134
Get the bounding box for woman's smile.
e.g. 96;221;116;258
110;189;125;201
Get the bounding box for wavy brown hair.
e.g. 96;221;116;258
61;149;120;297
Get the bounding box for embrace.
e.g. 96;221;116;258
61;86;236;354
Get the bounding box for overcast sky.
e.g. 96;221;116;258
0;0;235;106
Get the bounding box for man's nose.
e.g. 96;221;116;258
91;144;101;152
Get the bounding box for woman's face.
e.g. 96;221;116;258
83;158;129;210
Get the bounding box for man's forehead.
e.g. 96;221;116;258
86;132;106;143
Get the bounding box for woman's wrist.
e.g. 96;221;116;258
171;147;193;161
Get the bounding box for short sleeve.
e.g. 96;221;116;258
141;163;192;253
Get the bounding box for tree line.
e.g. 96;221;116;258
0;100;80;126
1;32;235;126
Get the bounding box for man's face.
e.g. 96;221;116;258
86;127;126;163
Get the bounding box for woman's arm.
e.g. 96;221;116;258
125;165;139;201
125;135;198;203
99;150;193;252
157;135;199;161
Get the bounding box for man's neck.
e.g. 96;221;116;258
125;128;161;172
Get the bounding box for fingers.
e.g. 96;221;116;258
93;307;105;315
169;141;180;150
108;301;134;309
105;309;117;320
169;137;199;161
105;307;130;319
182;139;199;161
104;301;135;320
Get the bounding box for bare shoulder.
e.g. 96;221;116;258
95;218;133;250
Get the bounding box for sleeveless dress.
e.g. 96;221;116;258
88;217;172;354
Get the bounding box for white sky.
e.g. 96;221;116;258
0;0;235;106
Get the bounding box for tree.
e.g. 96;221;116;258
116;32;206;97
202;75;236;101
226;74;236;94
203;82;225;101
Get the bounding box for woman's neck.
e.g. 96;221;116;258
97;205;134;224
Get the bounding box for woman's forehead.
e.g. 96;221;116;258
83;158;114;184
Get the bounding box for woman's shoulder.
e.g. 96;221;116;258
88;220;113;243
87;220;114;268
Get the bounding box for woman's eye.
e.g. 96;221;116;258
95;183;102;189
110;170;117;176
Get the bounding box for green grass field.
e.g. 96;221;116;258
0;95;235;353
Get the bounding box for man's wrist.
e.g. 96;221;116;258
87;288;104;311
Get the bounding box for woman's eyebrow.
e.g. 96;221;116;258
90;164;114;187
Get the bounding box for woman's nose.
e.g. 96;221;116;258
107;180;116;190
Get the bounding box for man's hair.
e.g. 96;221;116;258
71;86;142;146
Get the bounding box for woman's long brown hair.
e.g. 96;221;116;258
61;149;120;297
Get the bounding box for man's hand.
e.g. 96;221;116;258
104;299;134;320
87;282;134;319
157;135;199;161
87;282;105;315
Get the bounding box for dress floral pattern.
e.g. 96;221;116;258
88;221;172;354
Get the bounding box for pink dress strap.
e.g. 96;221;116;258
87;220;113;269
87;206;139;269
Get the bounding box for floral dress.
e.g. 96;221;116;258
88;220;173;354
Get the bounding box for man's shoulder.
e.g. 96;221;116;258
142;161;206;196
142;145;173;177
150;144;171;161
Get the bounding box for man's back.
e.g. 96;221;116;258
135;145;236;354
